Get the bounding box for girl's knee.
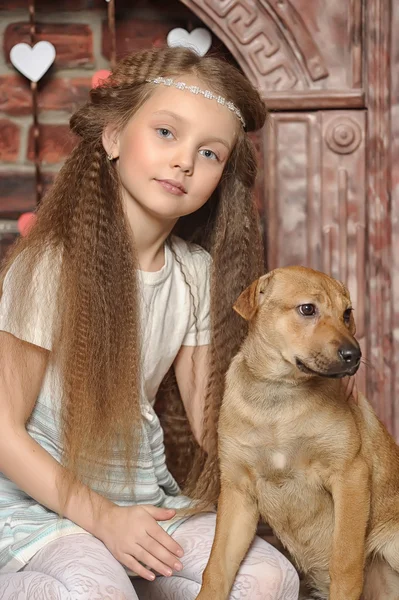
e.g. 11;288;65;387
279;556;300;599
24;534;139;600
83;584;137;600
235;543;300;599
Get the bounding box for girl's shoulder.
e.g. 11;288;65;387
2;245;62;285
0;246;63;351
170;235;212;271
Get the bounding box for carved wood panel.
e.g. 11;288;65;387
181;0;364;107
365;0;394;432
265;110;367;393
392;0;399;438
183;0;396;437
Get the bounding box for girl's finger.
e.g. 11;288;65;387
121;554;156;581
144;536;183;571
147;521;184;558
143;505;176;521
133;544;176;577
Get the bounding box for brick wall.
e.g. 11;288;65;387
0;0;211;223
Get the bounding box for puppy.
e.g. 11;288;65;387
196;266;399;600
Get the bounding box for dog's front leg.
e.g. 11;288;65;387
329;456;371;600
196;480;259;600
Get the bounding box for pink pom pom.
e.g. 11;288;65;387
91;69;111;89
17;212;37;236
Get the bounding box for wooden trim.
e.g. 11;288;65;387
365;0;394;431
264;90;365;111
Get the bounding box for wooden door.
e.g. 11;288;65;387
182;0;396;435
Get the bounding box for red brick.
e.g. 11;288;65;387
111;0;199;19
102;18;180;60
0;75;91;116
0;119;20;162
0;0;103;8
41;171;56;196
0;0;28;8
27;124;78;165
4;23;94;69
0;172;36;217
39;77;91;112
0;0;184;9
0;75;32;116
0;171;55;218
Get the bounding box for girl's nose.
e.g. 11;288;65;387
170;149;194;175
177;162;193;175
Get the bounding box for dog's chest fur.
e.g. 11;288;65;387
219;381;358;583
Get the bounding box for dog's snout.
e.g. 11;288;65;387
338;344;361;366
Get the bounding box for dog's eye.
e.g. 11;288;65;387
343;308;353;324
298;304;316;316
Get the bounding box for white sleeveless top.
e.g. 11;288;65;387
0;236;211;574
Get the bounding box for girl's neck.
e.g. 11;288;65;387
123;193;178;272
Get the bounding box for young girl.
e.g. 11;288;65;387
0;47;300;599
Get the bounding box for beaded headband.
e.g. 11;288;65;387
146;76;246;128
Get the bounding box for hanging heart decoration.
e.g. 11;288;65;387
10;41;56;83
91;69;112;88
167;28;212;57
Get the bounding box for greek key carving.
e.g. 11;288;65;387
202;0;328;90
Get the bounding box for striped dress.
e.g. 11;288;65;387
0;236;211;574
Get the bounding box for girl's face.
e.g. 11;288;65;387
110;76;239;223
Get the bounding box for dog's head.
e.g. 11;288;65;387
234;266;361;379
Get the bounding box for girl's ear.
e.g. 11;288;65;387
102;124;120;160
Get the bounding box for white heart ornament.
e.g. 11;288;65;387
10;41;56;83
167;28;212;57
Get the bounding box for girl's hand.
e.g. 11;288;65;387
341;376;359;404
97;504;184;580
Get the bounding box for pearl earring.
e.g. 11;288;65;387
107;154;113;161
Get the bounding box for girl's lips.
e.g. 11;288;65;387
156;180;186;196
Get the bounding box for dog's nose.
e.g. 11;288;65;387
338;344;361;366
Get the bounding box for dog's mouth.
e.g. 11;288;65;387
295;358;360;379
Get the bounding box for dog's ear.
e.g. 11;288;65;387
233;272;274;321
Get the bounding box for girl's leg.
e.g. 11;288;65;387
133;512;300;600
0;533;138;600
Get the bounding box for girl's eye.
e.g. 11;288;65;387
156;128;173;139
298;304;317;317
199;149;218;161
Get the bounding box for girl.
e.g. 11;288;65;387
0;47;300;599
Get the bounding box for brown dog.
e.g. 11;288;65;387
196;266;399;600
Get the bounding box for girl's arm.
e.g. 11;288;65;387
0;331;184;579
173;344;209;445
0;331;115;533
